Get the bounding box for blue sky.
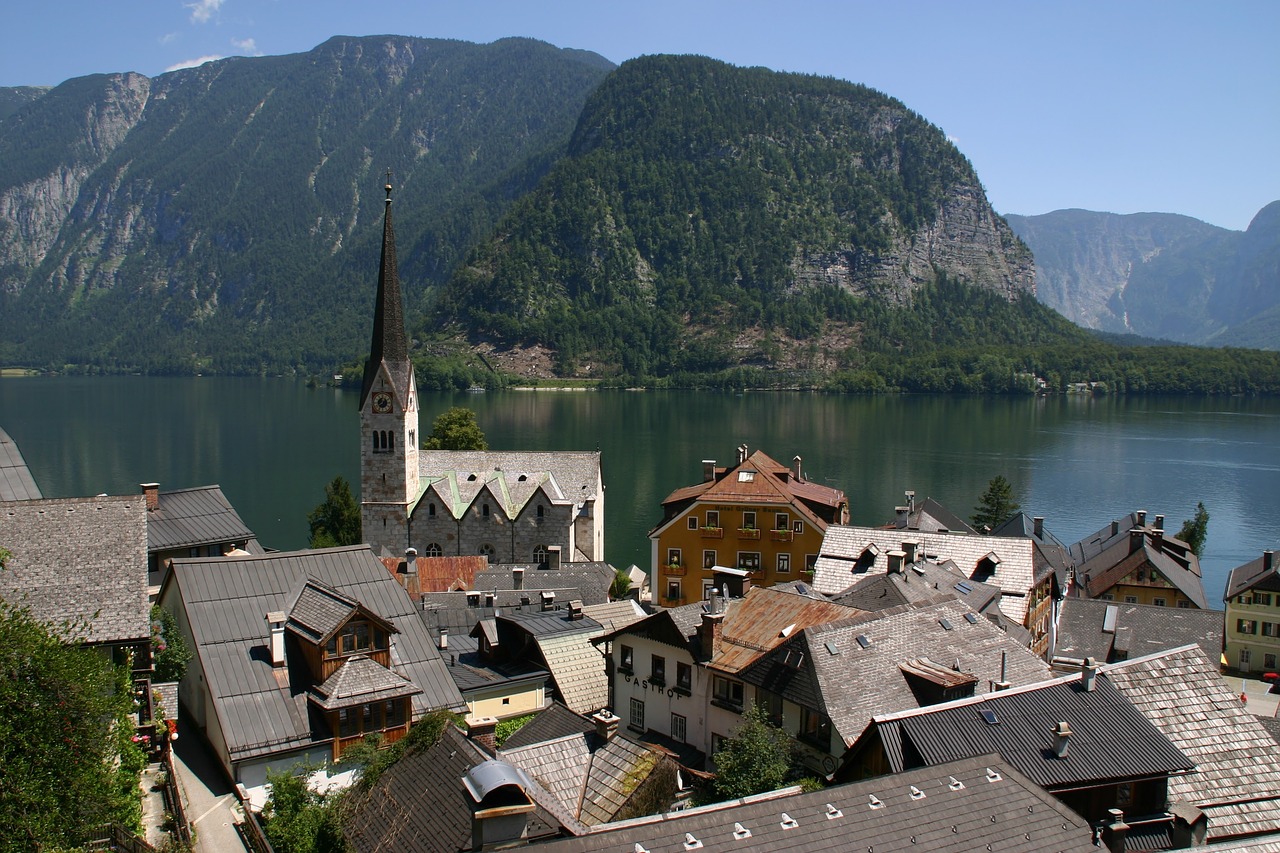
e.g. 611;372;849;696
4;1;1276;230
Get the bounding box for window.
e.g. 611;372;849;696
805;554;818;571
482;503;490;518
424;542;442;557
710;733;727;758
1239;619;1259;635
384;698;405;728
737;471;755;482
1268;654;1278;670
761;690;784;727
777;554;791;574
651;654;666;685
676;662;692;693
667;548;682;567
1257;593;1274;606
1241;649;1252;666
793;520;804;534
427;502;436;517
1153;597;1166;607
775;513;789;530
536;504;545;519
1177;600;1190;608
1264;622;1278;638
533;544;549;566
620;645;634;672
706;511;719;529
339;622;371;654
800;706;832;751
1123;596;1138;604
666;580;681;602
629;697;645;732
338;707;358;737
479;543;496;562
1101;594;1115;601
408;430;415;447
688;517;699;530
738;552;761;571
671;713;687;743
703;550;717;569
712;676;744;709
742;511;756;530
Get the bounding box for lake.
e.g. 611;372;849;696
2;375;1277;608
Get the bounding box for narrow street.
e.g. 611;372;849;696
171;728;251;853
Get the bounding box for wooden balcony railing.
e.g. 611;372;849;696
770;529;794;542
665;564;687;577
737;528;761;540
699;527;725;539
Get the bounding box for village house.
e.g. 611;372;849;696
139;481;259;590
1223;549;1280;673
1068;510;1207;609
649;446;849;605
157;545;465;795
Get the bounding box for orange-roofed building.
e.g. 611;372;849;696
649;445;848;605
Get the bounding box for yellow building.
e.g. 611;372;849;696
1074;526;1208;610
1224;550;1280;674
649;446;848;605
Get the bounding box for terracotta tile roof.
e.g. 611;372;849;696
1105;645;1280;841
711;586;863;674
379;554;484;596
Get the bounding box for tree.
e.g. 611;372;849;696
151;603;193;683
610;568;633;601
1177;501;1210;558
422;407;488;450
708;702;793;801
971;475;1020;532
261;767;349;853
308;476;361;548
0;603;145;848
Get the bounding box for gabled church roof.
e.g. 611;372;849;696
359;181;413;411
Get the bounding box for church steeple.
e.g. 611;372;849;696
359;177;412;411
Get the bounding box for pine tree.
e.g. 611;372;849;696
1177;501;1210;558
308;476;362;548
971;475;1021;532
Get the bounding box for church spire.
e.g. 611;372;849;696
360;175;412;410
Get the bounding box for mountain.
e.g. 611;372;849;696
439;54;1060;379
0;37;614;372
1007;203;1280;349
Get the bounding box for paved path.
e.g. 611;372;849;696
172;729;250;853
1236;672;1280;718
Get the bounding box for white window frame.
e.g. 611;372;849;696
629;697;645;731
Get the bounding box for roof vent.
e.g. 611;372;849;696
986;767;1003;783
868;794;884;809
683;832;703;850
948;776;964;791
780;622;796;638
779;813;798;830
825;803;843;820
1052;721;1073;758
910;785;926;800
635;845;651;853
939;618;954;631
1081;657;1099;692
1101;605;1118;634
732;822;751;839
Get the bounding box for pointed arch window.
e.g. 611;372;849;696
427;502;436;517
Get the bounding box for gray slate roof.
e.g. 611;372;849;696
500;702;594;751
147;485;255;552
868;668;1193;790
437;630;550;697
739;600;1053;750
343;724;570;852
1105;644;1280;841
0;495;149;643
1055;597;1224;664
418;451;601;520
832;559;1002;616
523;755;1098;853
0;427;42;501
164;545;465;763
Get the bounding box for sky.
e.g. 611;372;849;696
3;1;1277;230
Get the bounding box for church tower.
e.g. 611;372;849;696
359;179;420;555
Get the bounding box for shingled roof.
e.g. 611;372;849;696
162;545;465;764
1055;597;1224;664
739;600;1052;751
1076;528;1207;608
0;426;42;501
521;755;1098;853
310;654;422;710
417;451;601;521
1225;550;1280;600
1105;645;1280;841
0;495;149;644
812;525;1039;625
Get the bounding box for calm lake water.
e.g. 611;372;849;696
2;376;1277;608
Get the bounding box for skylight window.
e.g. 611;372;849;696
855;634;872;649
979;708;999;725
964;613;979;625
939;618;954;631
825;641;840;656
955;581;973;594
738;471;756;482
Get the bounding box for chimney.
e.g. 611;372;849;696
993;650;1011;691
700;609;725;660
1102;808;1130;853
540;590;556;612
905;490;915;514
567;599;583;620
887;550;906;575
439;627;449;651
1266;551;1275;573
265;611;287;667
1033;517;1044;539
466;715;499;754
1129;529;1144;555
1051;721;1072;758
901;541;919;565
141;483;160;512
1154;514;1164;531
403;547;418;575
703;460;717;483
1081;657;1099;692
1110;520;1120;537
792;455;802;481
1152;528;1164;551
512;567;524;591
592;710;620;742
1136;509;1147;527
895;506;910;529
545;545;562;571
463;760;536;851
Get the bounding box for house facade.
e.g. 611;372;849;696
1224;550;1280;673
141;482;258;589
650;446;848;606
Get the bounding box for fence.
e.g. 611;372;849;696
160;749;193;845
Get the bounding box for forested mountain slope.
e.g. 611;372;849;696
0;37;613;372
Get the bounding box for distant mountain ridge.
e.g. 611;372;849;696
1007;203;1280;350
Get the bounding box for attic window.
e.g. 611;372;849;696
955;581;973;594
824;641;840;656
964;613;979;625
939;618;954;631
979;708;999;725
738;471;756;482
855;634;872;650
467;474;477;481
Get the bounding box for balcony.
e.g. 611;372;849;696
699;526;725;540
769;528;794;542
737;527;761;541
665;563;687;577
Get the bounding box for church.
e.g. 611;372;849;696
358;183;604;565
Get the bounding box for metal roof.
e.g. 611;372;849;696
0;426;42;501
162;545;465;764
146;484;254;552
